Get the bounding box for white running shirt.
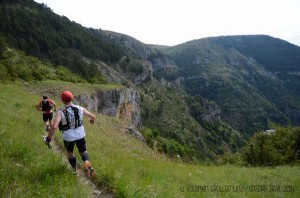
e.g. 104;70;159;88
60;105;86;141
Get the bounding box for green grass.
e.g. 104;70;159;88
1;82;299;197
0;84;92;197
27;80;123;96
83;116;300;197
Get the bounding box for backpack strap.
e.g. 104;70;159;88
72;107;82;128
58;107;70;131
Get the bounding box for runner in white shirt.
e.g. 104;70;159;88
45;91;96;177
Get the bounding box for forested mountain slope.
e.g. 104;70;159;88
162;36;300;134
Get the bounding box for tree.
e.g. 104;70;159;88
242;132;283;166
242;127;300;166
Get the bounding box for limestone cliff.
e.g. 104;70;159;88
75;88;142;128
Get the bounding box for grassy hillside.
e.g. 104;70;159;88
1;82;299;197
0;83;91;197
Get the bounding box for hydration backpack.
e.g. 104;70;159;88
41;100;52;111
59;106;82;131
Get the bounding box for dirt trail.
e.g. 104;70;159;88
45;135;114;198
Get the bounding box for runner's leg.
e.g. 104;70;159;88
64;140;76;172
43;114;50;131
76;138;95;177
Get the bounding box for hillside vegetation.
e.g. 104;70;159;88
213;35;300;72
1;0;300;163
162;36;300;134
139;80;244;161
0;0;121;81
0;36;85;83
1;83;299;197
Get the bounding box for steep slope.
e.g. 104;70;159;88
0;84;93;197
139;80;244;159
162;36;300;134
0;0;122;81
212;35;300;72
100;30;152;59
1;83;299;197
211;35;300;125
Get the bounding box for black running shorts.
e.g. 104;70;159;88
43;113;53;122
63;138;87;153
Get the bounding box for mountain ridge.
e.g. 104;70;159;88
161;35;300;134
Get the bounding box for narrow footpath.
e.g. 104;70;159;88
47;135;115;198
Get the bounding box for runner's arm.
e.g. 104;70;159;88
83;108;96;123
36;101;42;111
51;100;57;112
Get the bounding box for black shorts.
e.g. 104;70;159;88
63;138;87;153
43;113;53;122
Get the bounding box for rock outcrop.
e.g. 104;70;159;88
200;100;221;123
96;61;124;84
75;87;145;141
75;88;142;128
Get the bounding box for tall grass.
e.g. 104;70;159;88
1;82;299;197
82;114;300;197
0;84;92;197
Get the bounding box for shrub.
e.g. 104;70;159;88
242;127;300;166
141;128;154;149
0;63;9;82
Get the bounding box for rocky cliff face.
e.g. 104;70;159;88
75;88;142;128
149;55;179;80
118;56;153;85
96;61;124;84
200;99;221;123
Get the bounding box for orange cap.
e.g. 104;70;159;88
61;91;74;101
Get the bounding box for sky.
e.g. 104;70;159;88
34;0;300;46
